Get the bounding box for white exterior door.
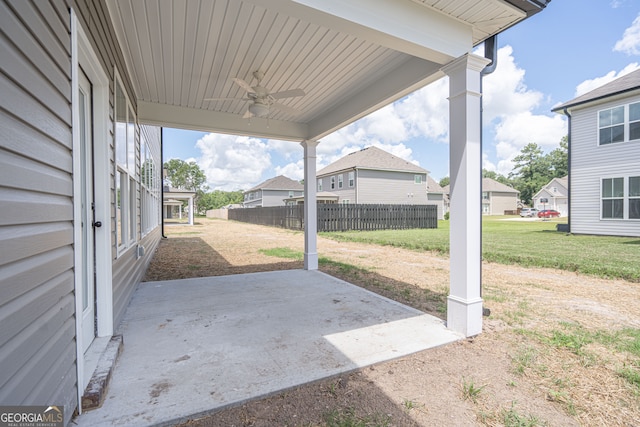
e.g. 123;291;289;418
78;69;96;353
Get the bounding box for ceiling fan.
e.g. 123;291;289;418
205;70;305;118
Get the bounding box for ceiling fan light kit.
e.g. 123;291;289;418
205;70;305;119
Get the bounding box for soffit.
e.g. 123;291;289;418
106;0;529;141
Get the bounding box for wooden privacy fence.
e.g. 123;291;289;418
228;204;437;231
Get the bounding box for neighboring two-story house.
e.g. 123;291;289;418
243;175;304;207
553;70;640;236
426;175;446;220
533;176;568;216
481;178;520;215
316;146;429;205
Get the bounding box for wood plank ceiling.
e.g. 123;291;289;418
106;0;530;141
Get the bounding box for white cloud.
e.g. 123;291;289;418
574;62;640;96
614;14;640;55
195;133;271;191
274;160;305;181
482;46;544;122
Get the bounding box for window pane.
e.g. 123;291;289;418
611;106;624;125
602;178;613;197
613;177;624;197
630;102;640;122
603;199;624;219
129;178;136;241
630;122;640;141
630;199;640;219
630;177;640;197
611;124;624;143
599;128;611;145
599;109;611;127
127;106;136;171
116;82;127;166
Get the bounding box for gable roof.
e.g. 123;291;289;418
426;175;444;193
553;69;640;112
482;177;519;193
317;146;428;176
245;175;303;193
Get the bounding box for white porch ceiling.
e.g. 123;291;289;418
106;0;533;142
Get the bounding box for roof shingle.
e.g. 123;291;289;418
317;146;428;176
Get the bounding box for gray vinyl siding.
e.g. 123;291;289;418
262;189;302;206
571;95;640;236
426;193;444;219
0;0;77;423
356;169;428;204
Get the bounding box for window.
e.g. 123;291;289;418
414;175;423;184
289;191;294;197
552;187;557;193
630;176;640;219
598;102;640;145
341;199;350;204
602;177;624;219
482;192;489;200
348;171;354;187
330;176;336;189
338;174;343;189
317;179;322;192
115;76;138;252
140;130;160;236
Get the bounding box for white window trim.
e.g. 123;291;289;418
338;174;343;189
317;178;323;192
348;171;355;187
597;101;640;146
600;175;640;220
114;69;139;254
414;174;423;184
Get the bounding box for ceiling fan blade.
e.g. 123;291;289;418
272;102;300;115
203;97;248;101
232;77;254;93
270;88;305;100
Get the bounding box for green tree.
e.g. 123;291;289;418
482;169;513;187
509;143;550;205
438;176;450;187
197;190;244;214
163;159;207;192
547;136;568;178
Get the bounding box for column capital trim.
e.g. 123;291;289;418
441;53;491;75
301;140;319;148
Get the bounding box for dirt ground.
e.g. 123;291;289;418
144;219;640;426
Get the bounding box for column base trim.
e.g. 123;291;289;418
304;252;318;270
447;295;483;337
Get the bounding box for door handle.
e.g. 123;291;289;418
93;221;102;228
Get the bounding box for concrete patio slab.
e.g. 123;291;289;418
73;270;461;426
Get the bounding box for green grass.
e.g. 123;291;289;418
258;247;304;261
320;217;640;282
324;407;391;427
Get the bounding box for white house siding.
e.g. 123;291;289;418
0;0;77;423
534;189;568;216
571;96;640;236
357;170;428;204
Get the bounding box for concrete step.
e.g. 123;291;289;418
81;335;124;411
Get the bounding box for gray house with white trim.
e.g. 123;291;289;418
0;0;548;423
316;146;429;205
243;175;304;207
554;69;640;236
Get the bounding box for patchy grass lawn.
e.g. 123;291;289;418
320;216;640;282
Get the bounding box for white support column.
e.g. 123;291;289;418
188;196;194;225
301;140;319;270
442;53;490;337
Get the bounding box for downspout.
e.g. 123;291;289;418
161;128;167;238
563;107;571;233
479;35;497;308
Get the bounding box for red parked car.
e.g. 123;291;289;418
537;209;560;218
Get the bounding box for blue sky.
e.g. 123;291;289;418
164;0;640;191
